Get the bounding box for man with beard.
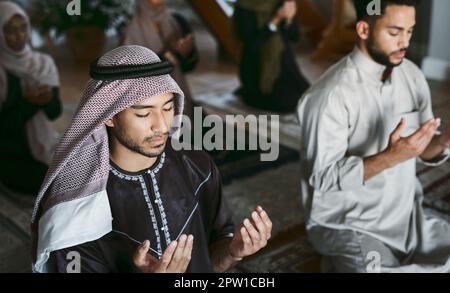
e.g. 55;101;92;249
31;46;272;273
297;0;450;272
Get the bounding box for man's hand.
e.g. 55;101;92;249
133;234;193;273
228;206;272;260
23;85;52;106
364;117;443;181
384;118;441;167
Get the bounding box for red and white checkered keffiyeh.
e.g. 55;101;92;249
31;45;184;272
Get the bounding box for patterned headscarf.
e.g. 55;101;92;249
31;45;184;273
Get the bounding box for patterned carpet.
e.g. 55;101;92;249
1;160;449;273
0;185;34;273
194;91;302;150
211;144;299;186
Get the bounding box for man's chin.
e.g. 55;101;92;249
389;58;404;67
142;143;166;157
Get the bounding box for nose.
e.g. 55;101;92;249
399;32;411;49
150;110;170;134
19;30;27;43
11;30;27;49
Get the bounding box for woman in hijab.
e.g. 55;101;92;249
234;0;310;113
0;1;61;195
123;0;198;121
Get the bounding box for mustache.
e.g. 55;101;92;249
143;132;169;142
391;48;408;55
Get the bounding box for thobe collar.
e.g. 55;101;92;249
351;46;391;86
109;152;166;177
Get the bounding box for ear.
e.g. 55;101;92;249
356;20;371;40
105;117;115;128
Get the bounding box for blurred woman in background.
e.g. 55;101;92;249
0;1;61;195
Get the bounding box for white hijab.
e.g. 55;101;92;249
0;1;60;165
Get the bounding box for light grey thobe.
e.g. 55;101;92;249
297;47;450;272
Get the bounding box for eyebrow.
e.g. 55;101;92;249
131;98;174;110
4;23;27;31
386;24;416;31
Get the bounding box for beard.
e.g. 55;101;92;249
367;37;407;68
110;122;168;158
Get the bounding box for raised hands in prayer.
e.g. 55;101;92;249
384;118;441;166
228;206;273;260
23;84;52;106
133;206;272;273
133;234;193;273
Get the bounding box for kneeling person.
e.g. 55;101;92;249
31;45;272;273
297;0;450;273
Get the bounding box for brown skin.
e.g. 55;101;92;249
271;0;297;27
210;205;273;273
105;92;175;172
3;14;53;105
106;92;272;273
3;14;28;52
134;206;273;273
22;85;53;105
146;0;165;10
356;5;450;182
133;235;194;273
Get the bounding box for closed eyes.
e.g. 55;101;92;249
135;107;173;118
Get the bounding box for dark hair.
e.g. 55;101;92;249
353;0;419;21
